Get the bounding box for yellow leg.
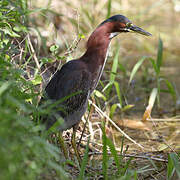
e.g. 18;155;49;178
71;126;81;165
58;132;68;159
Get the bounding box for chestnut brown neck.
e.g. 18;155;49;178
82;23;114;72
81;23;114;91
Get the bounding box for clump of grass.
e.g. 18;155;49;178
0;1;68;179
129;38;177;114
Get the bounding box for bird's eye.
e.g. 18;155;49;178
126;22;133;28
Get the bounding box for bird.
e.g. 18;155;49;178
41;14;151;163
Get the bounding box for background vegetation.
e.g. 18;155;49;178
0;0;179;179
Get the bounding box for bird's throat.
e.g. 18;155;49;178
83;40;111;92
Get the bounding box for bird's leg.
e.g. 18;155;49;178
58;132;68;159
78;103;93;148
72;125;81;165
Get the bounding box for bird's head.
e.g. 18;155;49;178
99;15;152;38
86;14;151;51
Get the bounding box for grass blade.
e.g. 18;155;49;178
157;38;163;74
78;138;90;180
114;81;122;106
149;57;158;74
105;46;120;97
122;157;133;175
167;154;175;180
102;122;108;180
110;104;118;119
94;90;107;101
106;138;121;172
106;0;112;18
102;81;114;92
129;56;147;85
110;46;120;83
119;136;124;164
169;153;180;179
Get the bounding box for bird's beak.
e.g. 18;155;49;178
129;25;152;36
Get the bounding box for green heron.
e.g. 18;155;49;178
42;14;151;163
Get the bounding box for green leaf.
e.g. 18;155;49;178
102;81;113;92
105;46;120;97
110;104;118;119
106;0;112;18
167;154;175;179
169;153;180;178
129;56;147;85
31;75;42;85
94;90;106;101
40;57;53;64
102;122;108;180
149;57;158;74
0;27;20;37
121;104;134;112
110;46;120;83
114;81;122;106
50;44;59;52
78;33;85;39
156;38;163;74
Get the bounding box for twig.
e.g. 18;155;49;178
89;100;144;149
88;151;168;163
27;34;41;70
148;118;180;122
64;37;82;56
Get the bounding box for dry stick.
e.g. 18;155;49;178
11;36;28;64
27;34;41;70
64;37;82;56
148;118;180;122
88;100;144;149
88;151;168;163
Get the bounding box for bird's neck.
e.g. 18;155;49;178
83;25;111;71
82;25;112;90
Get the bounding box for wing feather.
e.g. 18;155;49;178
42;61;92;127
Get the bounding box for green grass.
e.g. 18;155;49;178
129;38;177;113
0;0;180;179
0;1;67;179
167;153;180;179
